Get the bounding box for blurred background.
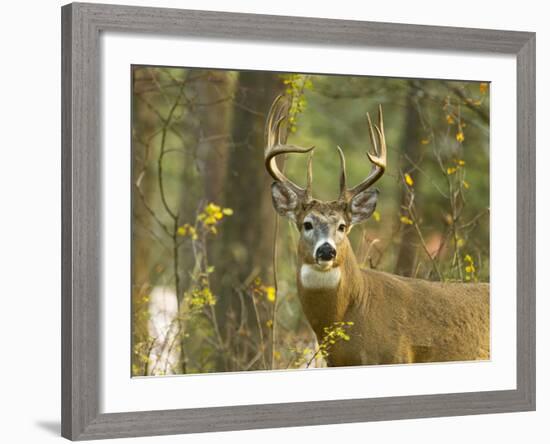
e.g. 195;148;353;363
131;66;489;376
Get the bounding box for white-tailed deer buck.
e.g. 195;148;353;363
265;96;489;366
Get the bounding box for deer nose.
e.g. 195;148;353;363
316;242;337;261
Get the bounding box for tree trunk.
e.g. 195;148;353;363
131;67;162;375
394;80;424;277
193;70;234;202
211;72;283;370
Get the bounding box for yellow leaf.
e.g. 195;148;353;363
420;138;430;145
480;82;489;94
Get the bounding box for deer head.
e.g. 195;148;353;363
265;95;387;272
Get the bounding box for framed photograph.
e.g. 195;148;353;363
61;2;535;440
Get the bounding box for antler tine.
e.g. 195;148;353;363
336;146;347;201
366;111;379;157
264;95;315;199
305;150;314;201
346;104;387;198
366;104;386;167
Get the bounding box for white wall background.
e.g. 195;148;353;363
0;0;545;443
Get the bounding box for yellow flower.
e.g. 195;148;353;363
404;173;414;187
456;131;465;143
462;180;470;189
480;82;489;94
187;286;217;309
400;216;414;225
266;320;273;329
372;211;381;222
447;167;457;175
446;114;455;124
197;203;233;234
205;202;221;214
420;138;430;145
463;252;477;281
177;224;198;240
264;286;276;303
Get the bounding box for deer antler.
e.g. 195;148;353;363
338;104;387;202
265;95;315;201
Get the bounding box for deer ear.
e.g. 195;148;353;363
271;182;299;221
349;189;378;225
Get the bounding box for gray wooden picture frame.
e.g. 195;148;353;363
61;2;536;440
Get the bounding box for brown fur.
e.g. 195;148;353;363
297;236;490;366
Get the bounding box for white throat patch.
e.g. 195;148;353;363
300;264;341;290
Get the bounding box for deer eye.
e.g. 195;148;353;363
338;224;347;232
303;221;313;231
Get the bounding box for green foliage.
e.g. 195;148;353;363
289;321;355;368
280;73;314;132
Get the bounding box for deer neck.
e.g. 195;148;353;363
297;238;366;337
